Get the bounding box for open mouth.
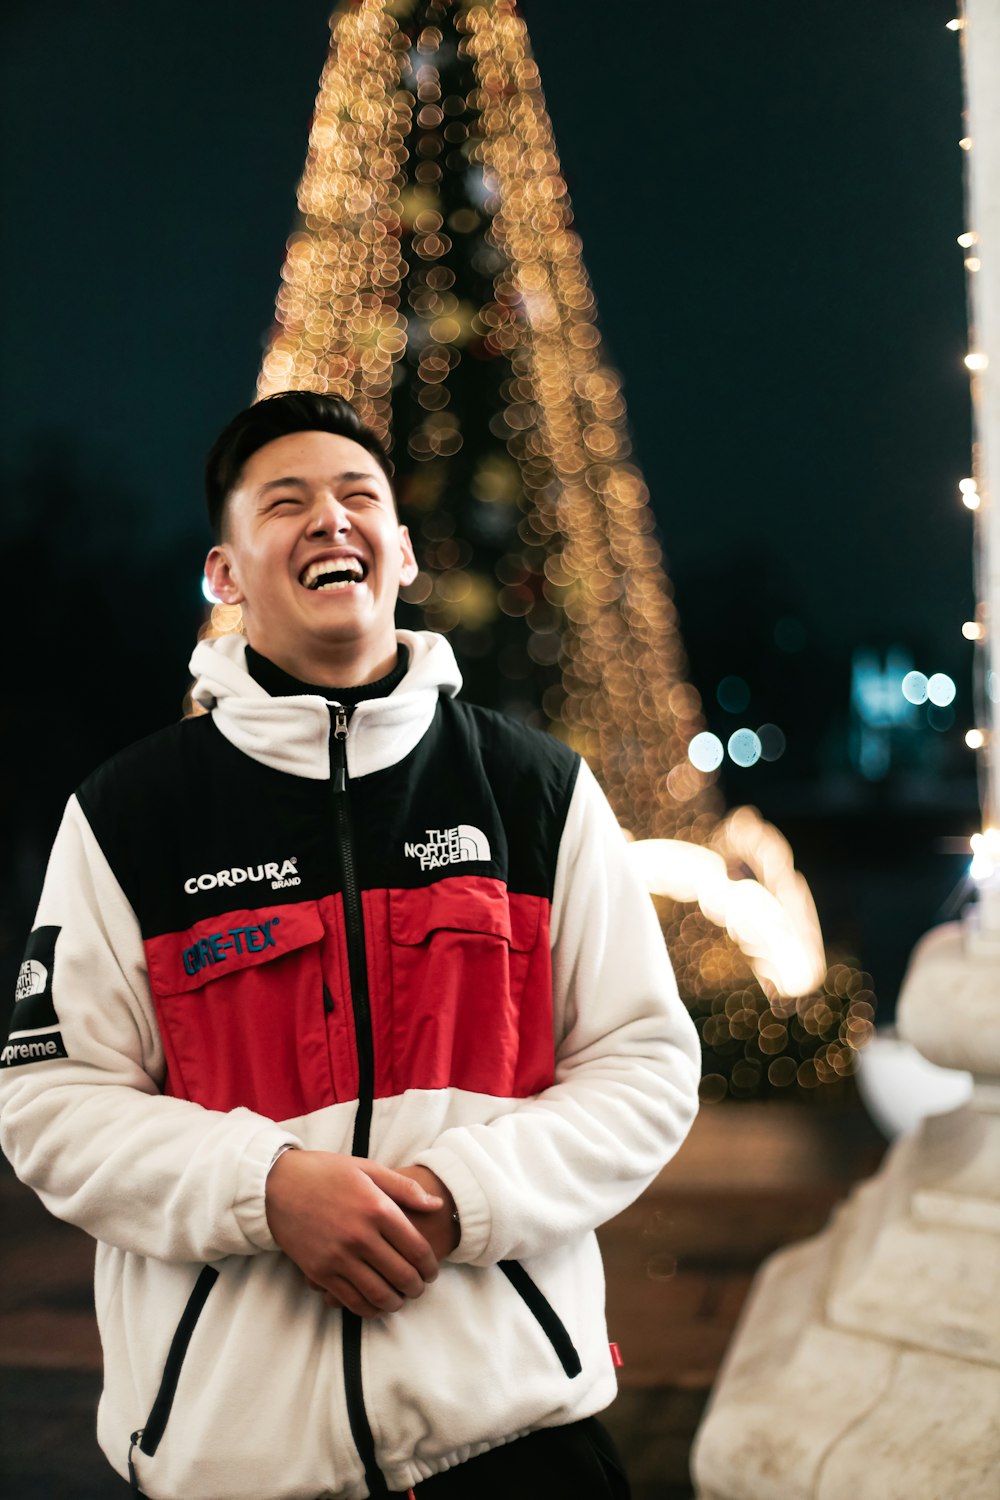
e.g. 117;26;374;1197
300;557;368;592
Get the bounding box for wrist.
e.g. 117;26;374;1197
398;1164;460;1254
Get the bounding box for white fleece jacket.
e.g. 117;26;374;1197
0;631;700;1499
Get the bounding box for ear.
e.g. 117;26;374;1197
398;525;418;587
204;545;246;605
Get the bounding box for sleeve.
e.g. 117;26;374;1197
412;758;702;1265
0;795;302;1263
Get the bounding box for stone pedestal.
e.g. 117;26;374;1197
690;919;1000;1499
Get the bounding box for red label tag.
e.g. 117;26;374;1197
609;1341;624;1368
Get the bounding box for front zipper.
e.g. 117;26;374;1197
329;704;387;1498
128;1264;219;1490
330;706;375;1157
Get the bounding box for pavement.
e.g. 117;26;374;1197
0;1094;886;1500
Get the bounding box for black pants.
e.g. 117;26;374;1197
409;1418;630;1499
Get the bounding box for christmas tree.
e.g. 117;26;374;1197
208;0;876;1098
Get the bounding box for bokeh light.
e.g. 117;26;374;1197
228;0;868;1102
757;724;786;762
727;729;762;768
901;670;929;705
688;732;724;773
716;675;750;714
927;672;956;707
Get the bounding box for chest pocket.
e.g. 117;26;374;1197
385;876;554;1098
146;902;338;1120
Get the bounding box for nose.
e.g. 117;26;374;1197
307;491;351;537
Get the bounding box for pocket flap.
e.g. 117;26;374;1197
146;903;325;996
389;877;539;952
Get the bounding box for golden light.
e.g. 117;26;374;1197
970;829;1000;882
231;0;865;1099
962;621;985;640
965;352;989;371
958;231;979;247
629;835;824;1000
966;729;986;750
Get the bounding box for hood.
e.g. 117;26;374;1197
187;630;462;781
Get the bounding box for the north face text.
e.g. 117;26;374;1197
403;825;491;871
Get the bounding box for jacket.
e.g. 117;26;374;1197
0;629;701;1500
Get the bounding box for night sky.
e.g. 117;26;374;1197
0;1;978;999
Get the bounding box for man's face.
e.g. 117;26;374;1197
205;429;417;679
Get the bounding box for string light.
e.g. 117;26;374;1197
970;830;1000;881
963;621;985;640
960;477;980;508
957;231;978;247
946;17;965;30
258;0;412;428
965;352;989;371
959;137;973;151
966;729;986;750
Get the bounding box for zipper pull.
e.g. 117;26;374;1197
128;1430;144;1492
331;705;349;794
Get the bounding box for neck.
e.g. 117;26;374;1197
246;636;399;689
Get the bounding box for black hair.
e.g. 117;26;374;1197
204;390;396;540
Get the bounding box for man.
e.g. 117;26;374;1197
0;392;701;1500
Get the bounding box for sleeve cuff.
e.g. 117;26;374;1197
233;1126;303;1252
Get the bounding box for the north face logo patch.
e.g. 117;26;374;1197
16;959;48;1001
4;926;66;1068
403;826;492;871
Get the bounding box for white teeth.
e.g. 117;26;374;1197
301;557;365;588
315;579;357;591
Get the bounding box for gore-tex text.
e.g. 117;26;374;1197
182;918;281;976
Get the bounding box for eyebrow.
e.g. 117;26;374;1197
255;471;383;498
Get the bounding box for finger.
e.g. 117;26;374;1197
323;1289;380;1317
380;1212;441;1285
364;1240;435;1301
327;1272;402;1318
363;1160;443;1212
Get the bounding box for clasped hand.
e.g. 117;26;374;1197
264;1150;458;1319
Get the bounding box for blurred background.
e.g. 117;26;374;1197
0;0;977;1011
0;2;978;1495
